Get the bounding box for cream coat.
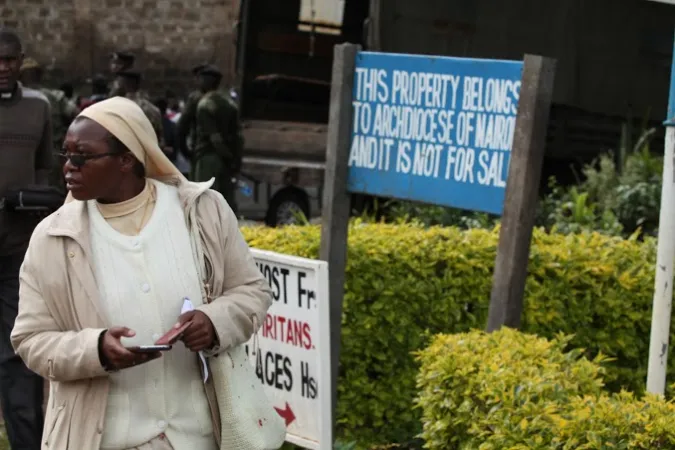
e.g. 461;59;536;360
11;178;273;450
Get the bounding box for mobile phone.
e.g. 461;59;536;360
126;344;172;353
155;322;191;345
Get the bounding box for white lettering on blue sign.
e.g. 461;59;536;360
346;52;524;215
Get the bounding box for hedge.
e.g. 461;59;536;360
415;329;675;449
241;221;662;446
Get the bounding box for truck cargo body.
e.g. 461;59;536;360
233;0;675;224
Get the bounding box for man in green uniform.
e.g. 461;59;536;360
177;63;207;171
193;65;243;215
108;51;134;97
19;57;79;192
114;70;164;146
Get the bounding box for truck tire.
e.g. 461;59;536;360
265;188;310;227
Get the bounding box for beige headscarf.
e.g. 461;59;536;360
65;96;186;203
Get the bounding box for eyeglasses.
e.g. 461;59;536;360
54;152;121;168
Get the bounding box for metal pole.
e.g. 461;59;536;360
646;127;675;394
646;30;675;395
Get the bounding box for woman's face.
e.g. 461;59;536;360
61;118;137;202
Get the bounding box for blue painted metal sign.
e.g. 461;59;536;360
666;29;675;125
346;51;524;215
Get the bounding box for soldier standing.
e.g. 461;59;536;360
193;65;243;215
19;57;79;192
177;63;207;173
108;51;134;97
114;70;164;146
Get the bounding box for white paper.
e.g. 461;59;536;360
182;298;209;382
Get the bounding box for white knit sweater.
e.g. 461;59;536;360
88;180;217;450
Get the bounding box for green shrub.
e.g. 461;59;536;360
383;201;498;230
539;140;663;238
415;329;608;449
557;392;675;449
583;147;662;237
241;222;662;447
415;329;675;449
537;181;623;236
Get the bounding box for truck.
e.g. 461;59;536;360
230;0;675;226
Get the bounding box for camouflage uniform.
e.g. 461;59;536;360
108;51;135;96
193;89;242;214
109;78;151;99
109;80;151;99
38;88;79;192
177;89;203;163
126;91;164;145
109;78;123;97
137;90;151;101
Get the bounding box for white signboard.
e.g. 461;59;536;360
247;249;332;449
298;0;345;35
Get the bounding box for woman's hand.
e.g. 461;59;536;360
101;327;161;370
175;311;217;352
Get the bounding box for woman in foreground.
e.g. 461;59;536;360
11;96;273;450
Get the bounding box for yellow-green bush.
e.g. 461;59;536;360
415;329;605;449
415;329;675;449
556;392;675;448
241;221;660;446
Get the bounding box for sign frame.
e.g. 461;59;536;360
250;248;333;450
319;45;556;442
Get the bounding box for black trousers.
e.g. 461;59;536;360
0;252;44;450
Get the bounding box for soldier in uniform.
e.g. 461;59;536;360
193;65;243;215
114;70;164;147
108;51;135;97
19;57;79;192
177;63;207;173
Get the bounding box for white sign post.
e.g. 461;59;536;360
646;0;675;396
247;249;332;449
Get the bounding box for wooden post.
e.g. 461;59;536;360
367;0;382;51
319;42;360;442
486;55;556;332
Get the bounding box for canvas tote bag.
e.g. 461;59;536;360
187;203;286;450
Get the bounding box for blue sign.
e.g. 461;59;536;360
666;29;675;124
346;51;524;215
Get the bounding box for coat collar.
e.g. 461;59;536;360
45;177;215;239
42;177;216;327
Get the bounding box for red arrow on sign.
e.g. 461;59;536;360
274;402;296;427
